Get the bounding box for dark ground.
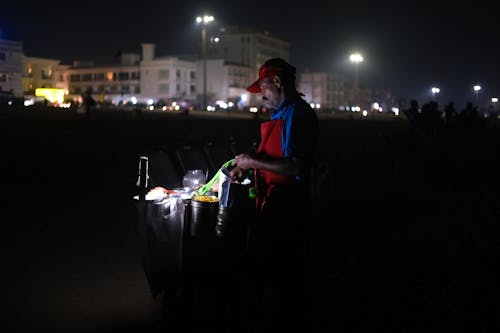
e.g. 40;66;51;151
1;108;500;332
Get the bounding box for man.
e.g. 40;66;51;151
230;58;319;332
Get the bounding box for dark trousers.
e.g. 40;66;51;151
241;186;312;333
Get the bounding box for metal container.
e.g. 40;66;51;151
133;196;185;297
215;206;232;237
190;197;219;237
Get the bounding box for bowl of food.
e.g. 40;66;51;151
190;195;219;236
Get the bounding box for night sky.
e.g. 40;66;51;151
2;0;499;107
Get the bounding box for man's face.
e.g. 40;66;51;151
259;76;280;109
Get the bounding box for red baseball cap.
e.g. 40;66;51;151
246;58;296;93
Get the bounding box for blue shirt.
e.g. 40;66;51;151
270;95;318;164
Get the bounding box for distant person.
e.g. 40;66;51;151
458;101;480;134
444;101;457;123
444;101;458;131
230;57;319;333
403;99;421;133
81;91;95;118
421;100;443;136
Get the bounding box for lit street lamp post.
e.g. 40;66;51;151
431;86;440;101
491;97;498;113
473;84;482;107
196;15;214;111
349;53;363;104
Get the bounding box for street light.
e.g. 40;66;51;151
196;14;214;111
492;97;498;112
473;84;481;106
349;53;363;103
431;86;440;100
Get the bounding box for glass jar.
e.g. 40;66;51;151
182;169;206;190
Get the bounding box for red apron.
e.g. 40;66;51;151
255;118;294;212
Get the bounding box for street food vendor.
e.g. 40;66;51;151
230;58;319;332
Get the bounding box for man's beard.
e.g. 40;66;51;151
262;96;276;109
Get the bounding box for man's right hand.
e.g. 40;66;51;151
229;166;246;182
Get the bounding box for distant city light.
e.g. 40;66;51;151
431;87;440;94
492;97;498;103
215;100;228;109
473;85;482;92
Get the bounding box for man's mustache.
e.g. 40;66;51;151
262;96;268;101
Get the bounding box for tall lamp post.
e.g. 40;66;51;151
473;84;481;106
431;86;440;101
492;97;498;107
196;15;214;111
349;53;363;104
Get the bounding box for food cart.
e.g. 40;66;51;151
133;160;254;330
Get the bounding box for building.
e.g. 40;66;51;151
56;43;253;108
299;71;345;110
207;26;290;106
207;26;290;72
56;55;141;104
140;43;197;105
9;26;290;109
196;59;253;109
22;56;60;95
0;38;23;97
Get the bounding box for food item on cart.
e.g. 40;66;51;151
193;195;219;203
146;187;168;201
150;186;168;194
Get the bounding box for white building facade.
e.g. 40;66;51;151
140;43;197;105
299;72;345;110
0;38;23;97
22;56;60;94
55;43;254;108
196;59;253;108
